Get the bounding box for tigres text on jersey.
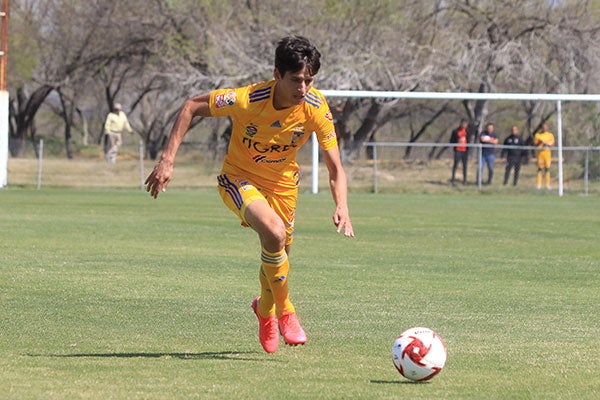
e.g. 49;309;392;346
209;80;337;190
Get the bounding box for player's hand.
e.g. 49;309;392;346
333;206;354;237
145;159;173;199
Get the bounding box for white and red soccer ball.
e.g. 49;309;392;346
392;327;447;381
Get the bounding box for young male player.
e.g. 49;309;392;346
534;122;555;189
144;36;354;353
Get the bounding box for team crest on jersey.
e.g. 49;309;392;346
290;124;305;146
215;91;236;108
244;123;258;138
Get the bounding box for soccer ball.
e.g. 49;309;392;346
392;327;447;381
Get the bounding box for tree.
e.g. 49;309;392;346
7;1;54;156
428;0;600;143
8;0;600;161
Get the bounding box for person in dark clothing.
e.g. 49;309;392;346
450;119;469;185
501;125;525;186
477;123;499;185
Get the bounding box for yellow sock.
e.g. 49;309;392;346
537;171;543;187
261;248;295;318
545;172;551;187
258;266;275;317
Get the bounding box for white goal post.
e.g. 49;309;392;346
315;90;600;196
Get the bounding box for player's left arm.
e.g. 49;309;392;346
323;145;354;237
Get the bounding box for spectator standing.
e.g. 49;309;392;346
104;103;133;164
449;119;469;185
501;125;525;186
477;123;499;185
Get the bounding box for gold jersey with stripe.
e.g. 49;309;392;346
534;131;555;154
209;80;338;191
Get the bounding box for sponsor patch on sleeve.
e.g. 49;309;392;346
325;131;337;141
215;91;237;109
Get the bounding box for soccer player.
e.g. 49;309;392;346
534;123;555;189
144;36;354;354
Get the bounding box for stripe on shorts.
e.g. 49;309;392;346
218;174;243;210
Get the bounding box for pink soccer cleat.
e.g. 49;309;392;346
251;297;279;353
278;311;307;346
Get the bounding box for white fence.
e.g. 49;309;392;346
321;90;600;196
9;136;600;196
362;141;600;195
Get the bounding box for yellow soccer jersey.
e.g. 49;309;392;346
534;131;555;154
210;80;338;190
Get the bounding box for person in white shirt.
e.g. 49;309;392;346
104;103;133;163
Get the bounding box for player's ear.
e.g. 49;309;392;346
274;68;282;80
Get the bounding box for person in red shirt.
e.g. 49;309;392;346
449;119;469;185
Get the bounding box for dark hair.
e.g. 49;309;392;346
275;35;321;77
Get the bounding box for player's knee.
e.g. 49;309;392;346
262;219;287;251
272;225;287;249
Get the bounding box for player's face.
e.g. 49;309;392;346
273;66;314;110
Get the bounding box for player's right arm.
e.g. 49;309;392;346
145;93;212;198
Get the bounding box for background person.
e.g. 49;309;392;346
449;119;469;185
534;122;555;189
477;123;499;185
144;36;354;354
501;125;525;186
104;103;133;163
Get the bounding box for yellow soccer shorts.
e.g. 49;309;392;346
537;150;552;169
217;174;296;246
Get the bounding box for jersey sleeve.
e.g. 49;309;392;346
308;90;338;151
209;87;245;118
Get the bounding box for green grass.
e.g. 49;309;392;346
1;188;599;399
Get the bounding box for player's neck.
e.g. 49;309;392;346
272;82;302;111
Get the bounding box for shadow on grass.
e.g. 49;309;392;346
28;351;278;362
370;379;429;385
425;179;453;186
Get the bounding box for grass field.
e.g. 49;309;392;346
1;188;599;399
